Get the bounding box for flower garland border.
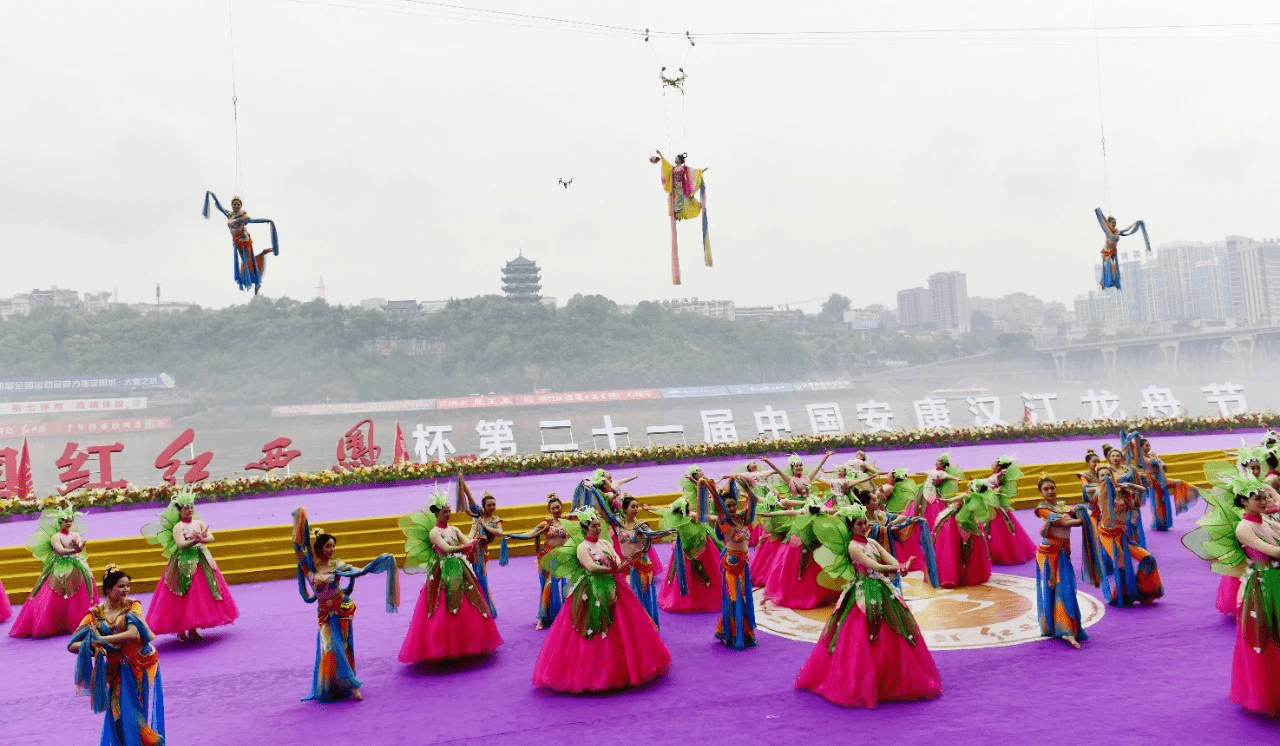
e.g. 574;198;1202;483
1;412;1267;520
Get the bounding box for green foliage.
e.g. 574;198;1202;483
0;296;807;404
819;293;852;322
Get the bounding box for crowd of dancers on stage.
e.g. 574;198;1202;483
1;430;1279;744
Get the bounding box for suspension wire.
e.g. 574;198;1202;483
1091;0;1110;214
647;35;673;150
282;0;1280;41
227;0;244;197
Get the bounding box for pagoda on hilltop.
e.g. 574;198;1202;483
502;251;542;304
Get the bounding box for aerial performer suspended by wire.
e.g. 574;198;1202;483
203;192;279;295
650;150;710;285
1094;208;1150;291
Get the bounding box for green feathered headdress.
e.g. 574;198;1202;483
1183;465;1260;576
573;506;600;526
835;503;867;522
1236;445;1265;466
52;504;81;523
590;468;607;487
428;489;450;512
788;454;804;469
171;490;197;509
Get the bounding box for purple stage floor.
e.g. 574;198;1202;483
0;429;1253;544
2;504;1276;745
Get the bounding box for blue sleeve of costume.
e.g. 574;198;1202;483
1094;207;1109;233
70;624;117;713
913;517;941;588
203;191;228;218
700;179;711;267
572;482;590;511
1118;220;1151;252
244;217;279;255
672;533;689;595
498;536;510;566
587;486;623;527
336;553;400;613
295;566;318;604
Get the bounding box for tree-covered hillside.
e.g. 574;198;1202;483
0;295;808;405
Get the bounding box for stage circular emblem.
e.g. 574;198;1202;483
754;572;1106;651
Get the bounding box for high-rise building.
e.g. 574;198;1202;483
1225;236;1269;326
1192;259;1227;321
501;252;542;303
896;287;933;327
927;272;969;334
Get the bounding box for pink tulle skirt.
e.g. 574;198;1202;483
145;568;240;634
532;579;672;692
9;582;98;638
934;520;992;589
752;535;783;588
0;579;11;622
658;541;723;613
765;539;840;610
398;579;504;662
1216;575;1241;617
748;523;764;548
986;509;1038;565
1231;628;1280;716
796;595;943;708
923;499;946;526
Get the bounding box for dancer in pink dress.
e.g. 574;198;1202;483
10;506;98;638
1211;447;1271;615
933;479;996;588
920;454;965;527
985;456;1038;565
757;453;840;609
653;466;724;613
533;506;672;692
751;490;789;588
398;491;504;663
0;576;10;623
1189;472;1280;716
796;503;942;708
141;491;240;640
878;469;927;574
758;497;840;609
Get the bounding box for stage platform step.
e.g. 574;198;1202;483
0;448;1229;604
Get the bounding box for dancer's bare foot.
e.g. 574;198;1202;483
1062;635;1080;649
176;631;189;642
352;688;364;701
534;621;544;630
188;628;204;641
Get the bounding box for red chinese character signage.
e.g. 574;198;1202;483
0;439;34;498
56;441;126;495
154;427;213;486
334;419;380;471
246;436;302;473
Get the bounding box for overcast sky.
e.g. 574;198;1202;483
4;1;1280;313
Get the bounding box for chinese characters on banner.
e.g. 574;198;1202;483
56;442;127;495
154;428;213;486
246;437;302;473
335;419;381;470
21;381;1263;492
